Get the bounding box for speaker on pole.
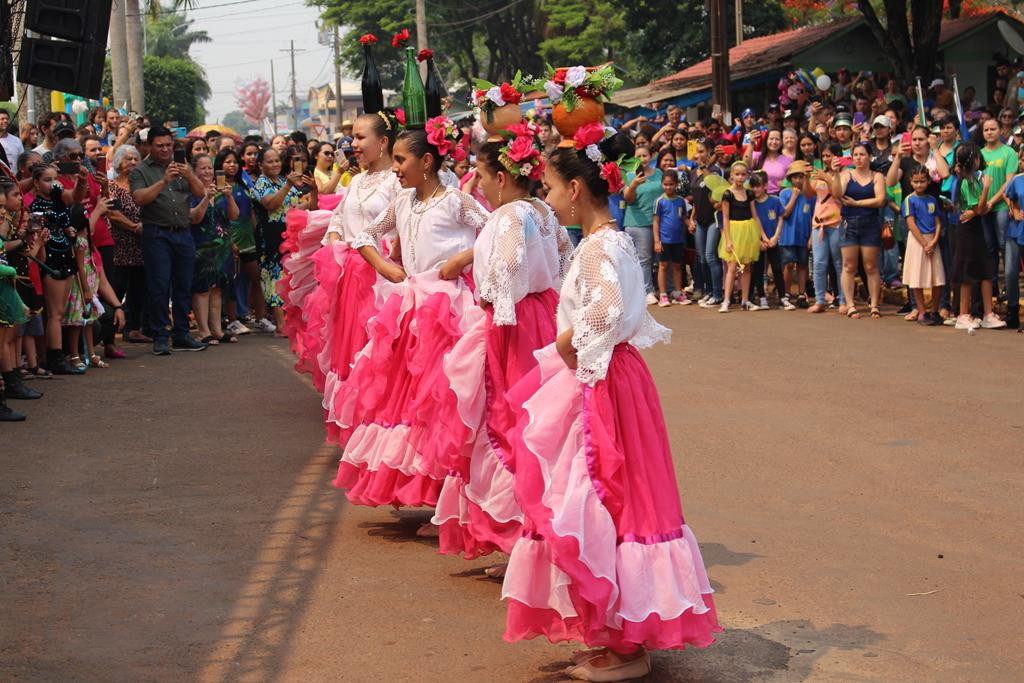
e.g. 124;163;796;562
17;0;113;99
25;0;113;44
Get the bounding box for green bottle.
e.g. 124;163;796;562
402;47;427;129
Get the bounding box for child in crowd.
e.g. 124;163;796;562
749;172;784;309
717;161;767;312
653;169;691;306
950;144;1005;329
901;166;946;325
1002;155;1024;329
778;162;815;310
64;205;105;370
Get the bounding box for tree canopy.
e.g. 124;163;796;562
103;56;210;127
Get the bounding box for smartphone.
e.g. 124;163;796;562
718;144;737;155
27;213;45;232
107;198;122;212
686;139;698;160
838;156;855;168
853;112;866;126
57;161;80;176
173;149;186;164
215;170;226;189
901;132;912;147
292;159;306;175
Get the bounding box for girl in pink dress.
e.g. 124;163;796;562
425;121;572;561
501;128;720;681
331;117;488;517
299;111;402;396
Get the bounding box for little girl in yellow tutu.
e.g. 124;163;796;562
717;161;768;312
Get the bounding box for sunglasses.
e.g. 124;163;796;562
322;150;335;156
66;153;83;160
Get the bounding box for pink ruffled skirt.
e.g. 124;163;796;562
294;242;345;390
501;343;721;652
331;273;476;508
428;290;559;559
280;208;334;360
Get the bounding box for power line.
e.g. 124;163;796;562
202;46;331;71
125;0;303;18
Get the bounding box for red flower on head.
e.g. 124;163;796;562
600;162;623;194
395;108;406;125
417;49;434;62
427;127;452;157
452;142;468;162
553;68;568;85
359;34;378;45
392;28;410;48
499;83;522;105
507;135;536;162
474;88;487;103
574;121;605;150
528;156;545;181
506;120;536;138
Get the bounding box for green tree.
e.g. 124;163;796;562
221;110;250;132
538;0;626;67
856;0;943;85
103;56;210;127
145;11;212;60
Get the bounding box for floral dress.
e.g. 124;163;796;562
253;175;304;308
109;182;143;267
190;195;232;292
63;234;102;326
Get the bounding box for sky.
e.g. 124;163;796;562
186;0;342;124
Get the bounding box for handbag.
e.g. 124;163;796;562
881;219;895;250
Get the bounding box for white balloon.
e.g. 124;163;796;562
816;74;832;92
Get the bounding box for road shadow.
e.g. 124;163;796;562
357;508;439;546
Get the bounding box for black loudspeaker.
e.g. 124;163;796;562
0;0;13;100
17;36;106;98
25;0;113;44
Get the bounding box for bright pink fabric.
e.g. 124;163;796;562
295;243;344;390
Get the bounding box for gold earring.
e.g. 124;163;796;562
498;188;502;205
571;203;576;218
423;171;428;181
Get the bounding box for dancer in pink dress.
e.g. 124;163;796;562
426;121;572;561
331;117;488;516
501;127;720;681
299;111;401;395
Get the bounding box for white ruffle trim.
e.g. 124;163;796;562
341;422;445;479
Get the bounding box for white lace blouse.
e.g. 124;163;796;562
474;199;573;326
322;170;403;245
558;227;671;385
352;187;488;275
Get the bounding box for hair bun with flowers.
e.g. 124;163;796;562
497;120;545;182
572;121;638;194
425;115;460;159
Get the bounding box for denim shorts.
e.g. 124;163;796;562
839;215;882;248
781;245;809;266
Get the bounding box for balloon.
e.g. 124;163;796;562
811;67;825;79
816;74;832;92
236;78;272;125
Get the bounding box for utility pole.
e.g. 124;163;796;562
270;60;278;135
415;0;427;79
735;0;743;46
333;25;343;132
280;40;305;132
709;0;730;123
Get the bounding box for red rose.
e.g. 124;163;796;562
499;83;522;105
575;86;589;97
574;121;605;150
427;127;452;157
506;135;536;162
553;68;568;85
475;88;487;103
600;162;623;194
417;49;434;62
392;28;410;48
395;108;406;125
528;157;545;181
452;142;468;162
359;34;378;45
506;120;536;138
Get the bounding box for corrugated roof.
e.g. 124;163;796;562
939;9;1013;44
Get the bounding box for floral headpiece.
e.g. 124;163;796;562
359;34;378;45
497;120;545;182
392;28;410;48
376;109;402;132
472;70;526;119
542;63;623;112
425;115;460;159
417;49;434;62
572;121;638;194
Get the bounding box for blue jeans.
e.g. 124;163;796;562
694;222;711;297
1006;239;1021;307
982;208;1008;294
233;267;251;319
703;221;723;299
812;228;845;306
625;225;655;294
142;225;196;342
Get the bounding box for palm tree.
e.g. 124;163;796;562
125;0;145;112
109;0;130;109
146;12;211;60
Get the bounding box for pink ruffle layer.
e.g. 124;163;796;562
295;242;345;390
330;274;476;508
501;344;721;651
280;209;333;359
426;291;559;558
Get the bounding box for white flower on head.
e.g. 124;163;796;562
544;80;562;103
585;144;603;163
520;164;531;176
486;86;505;107
566;66;587;88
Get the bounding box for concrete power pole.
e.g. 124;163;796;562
709;0;730;123
415;0;427;79
280;40;304;131
735;0;743;46
333;25;343;132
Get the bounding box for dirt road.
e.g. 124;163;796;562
2;308;1021;682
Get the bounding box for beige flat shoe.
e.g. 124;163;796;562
415;522;439;538
483;563;507;578
565;652;651;681
570;647;609;665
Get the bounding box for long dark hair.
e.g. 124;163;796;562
356;108;400;154
547;131;635;201
396;129;446;172
214;148;242;183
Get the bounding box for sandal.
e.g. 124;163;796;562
68;355;87;371
846;307;860;319
200;335;220;345
904;309;919;321
29;366;53;379
219;334;238;344
871;307;882;319
89;355;110;368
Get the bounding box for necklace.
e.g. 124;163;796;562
407;185;447;267
354;169;390;221
586;219;617;236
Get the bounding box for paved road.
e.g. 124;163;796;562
2;308;1022;682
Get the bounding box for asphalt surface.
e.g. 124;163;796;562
2;306;1022;682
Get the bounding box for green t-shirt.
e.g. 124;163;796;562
623;168;663;228
957;173;984;212
981;143;1018;211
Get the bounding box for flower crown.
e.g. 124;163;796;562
572;121;638;194
542;63;623;113
425;115;460;159
472;70;526;116
376;109;402;132
497;120;545;182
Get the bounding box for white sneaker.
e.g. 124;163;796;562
697;294;711;306
684;284;695;295
226;320;251;336
954;315;981;330
645;292;658;306
781;297;796;311
980;314;1007;329
741;300;760;311
759;296;769;309
718;301;730;313
699;296;720;308
253;317;277;333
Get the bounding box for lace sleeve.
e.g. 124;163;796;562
570;237;625;385
478;206;528;326
322;190;349;244
555;223;573;280
455;190;489;232
351;196;397;251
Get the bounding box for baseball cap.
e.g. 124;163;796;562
741;108;756;119
929;78;945;89
1014;125;1023;136
53;121;76;139
785;160;811;177
872;115;892;129
834;113;853;128
783;109;798;120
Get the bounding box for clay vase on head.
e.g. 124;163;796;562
552;96;605;147
481;103;521;142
